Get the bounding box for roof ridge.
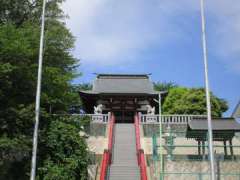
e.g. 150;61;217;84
96;74;151;79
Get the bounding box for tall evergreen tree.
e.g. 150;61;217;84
0;0;89;179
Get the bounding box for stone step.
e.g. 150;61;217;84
109;123;140;180
109;166;140;180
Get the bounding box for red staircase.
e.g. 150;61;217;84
100;113;148;180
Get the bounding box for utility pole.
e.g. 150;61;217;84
199;0;216;179
155;91;167;180
30;0;47;179
159;92;163;180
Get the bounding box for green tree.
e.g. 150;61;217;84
154;82;178;91
38;117;89;180
0;0;89;179
162;87;228;117
75;83;93;91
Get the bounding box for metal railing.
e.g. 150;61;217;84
149;156;240;180
140;114;206;124
53;113;111;123
73;113;110;123
161;172;240;180
150;133;240;180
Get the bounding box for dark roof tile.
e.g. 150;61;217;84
189;118;240;131
90;74;157;94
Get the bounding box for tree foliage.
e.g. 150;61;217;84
154;82;178;92
38;117;89;180
0;0;89;179
162;87;228;117
75;83;93;91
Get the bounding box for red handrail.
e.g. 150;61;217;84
100;150;109;180
139;150;148;180
108;114;115;150
135;113;148;180
135;115;141;151
100;113;115;180
134;114;141;164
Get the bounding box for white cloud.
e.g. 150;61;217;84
62;0;240;72
62;0;191;65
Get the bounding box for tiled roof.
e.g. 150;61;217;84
88;74;158;94
189;118;240;131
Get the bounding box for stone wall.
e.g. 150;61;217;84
147;160;240;180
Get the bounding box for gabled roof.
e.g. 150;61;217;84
82;74;158;95
189;118;240;131
232;100;240;118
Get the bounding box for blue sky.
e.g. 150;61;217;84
62;0;240;116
